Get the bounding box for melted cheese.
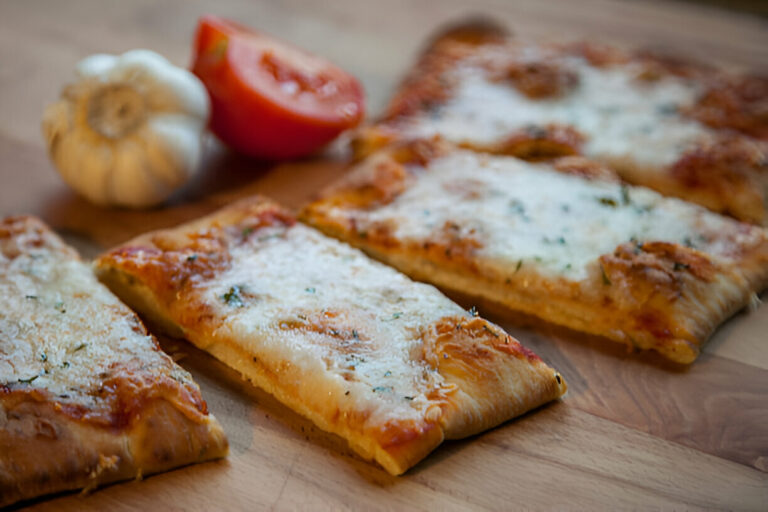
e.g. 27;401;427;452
404;55;713;170
196;224;467;427
0;223;189;409
348;150;754;281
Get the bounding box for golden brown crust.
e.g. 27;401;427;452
551;155;620;182
0;399;227;507
686;75;768;140
487;124;586;160
421;17;511;49
669;137;768;224
98;201;294;316
95;196;566;475
0;216;228;507
355;20;768;224
301;220;760;365
378;19;509;125
560;41;631;68
488;59;580;99
301;142;768;364
596;242;724;361
418;316;562;437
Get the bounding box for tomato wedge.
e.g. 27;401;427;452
192;15;365;160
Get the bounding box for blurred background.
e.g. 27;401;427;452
1;0;766;220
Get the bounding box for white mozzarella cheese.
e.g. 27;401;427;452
0;240;181;408
341;150;750;281
405;55;713;171
199;224;468;426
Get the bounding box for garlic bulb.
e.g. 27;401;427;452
42;49;210;208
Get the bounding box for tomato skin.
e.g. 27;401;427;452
192;15;365;160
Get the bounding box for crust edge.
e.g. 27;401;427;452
94;201;567;475
95;262;440;475
0;398;227;507
299;205;768;365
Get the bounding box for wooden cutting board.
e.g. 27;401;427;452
1;0;767;509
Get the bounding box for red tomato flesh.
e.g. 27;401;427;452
192;15;365;160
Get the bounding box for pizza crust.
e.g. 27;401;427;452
95;196;566;475
301;140;768;364
355;20;768;225
0;398;227;507
0;216;228;507
310;229;755;364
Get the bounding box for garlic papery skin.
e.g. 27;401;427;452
42;49;210;208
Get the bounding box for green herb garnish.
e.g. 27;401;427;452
222;285;245;307
656;104;677;115
600;265;612;286
257;233;284;243
509;199;530;221
621;186;631;205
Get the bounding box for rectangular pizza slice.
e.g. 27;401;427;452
0;216;227;507
94;196;566;476
354;20;768;224
301;139;768;364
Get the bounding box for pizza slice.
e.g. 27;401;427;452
0;216;228;507
94;196;566;476
354;20;768;224
301;139;768;364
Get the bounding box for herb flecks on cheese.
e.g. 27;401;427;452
302;141;768;364
366;30;768;224
96;197;567;475
342;149;750;281
403;48;711;173
205;224;472;424
0;216;207;423
0;217;228;507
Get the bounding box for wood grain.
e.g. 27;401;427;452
1;0;767;510
510;320;768;471
17;339;768;511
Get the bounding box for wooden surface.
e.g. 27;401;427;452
2;0;768;510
